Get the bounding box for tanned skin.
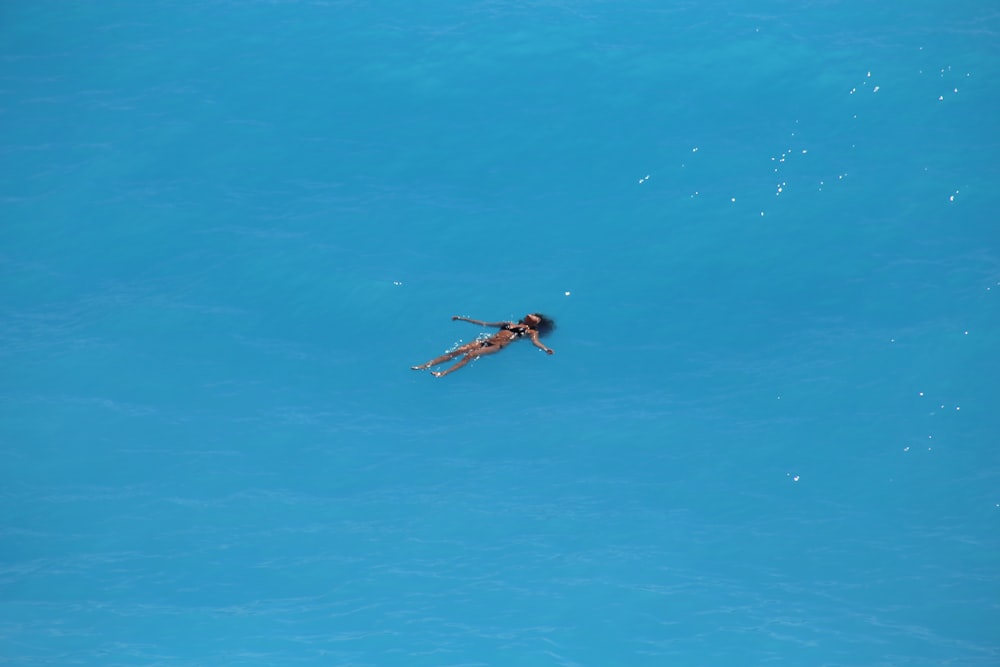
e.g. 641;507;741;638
411;313;554;377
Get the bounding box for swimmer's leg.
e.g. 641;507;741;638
430;355;473;377
431;345;501;377
411;343;474;370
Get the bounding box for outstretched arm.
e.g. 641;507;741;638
529;331;554;355
452;315;508;328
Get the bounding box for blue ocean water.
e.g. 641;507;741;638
2;1;999;665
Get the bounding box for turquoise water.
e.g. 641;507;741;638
2;2;999;665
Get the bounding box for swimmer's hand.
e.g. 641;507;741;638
545;348;554;355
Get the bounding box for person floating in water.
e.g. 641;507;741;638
411;313;556;377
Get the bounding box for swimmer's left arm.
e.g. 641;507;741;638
529;331;554;355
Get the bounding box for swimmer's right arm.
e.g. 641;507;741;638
452;316;506;328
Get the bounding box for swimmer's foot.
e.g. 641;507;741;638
411;364;428;371
431;371;445;378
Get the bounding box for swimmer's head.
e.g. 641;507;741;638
523;313;556;337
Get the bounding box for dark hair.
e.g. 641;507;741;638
523;313;556;337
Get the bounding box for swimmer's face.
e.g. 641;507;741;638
524;314;541;327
